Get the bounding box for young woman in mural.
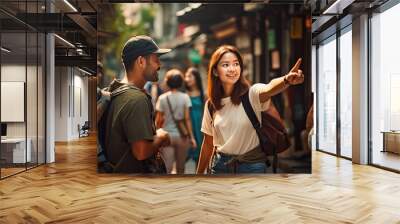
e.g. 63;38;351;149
196;45;304;174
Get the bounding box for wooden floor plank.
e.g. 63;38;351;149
0;135;399;223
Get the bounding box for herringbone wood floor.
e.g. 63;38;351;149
1;135;400;223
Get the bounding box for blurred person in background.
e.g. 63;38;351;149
296;102;313;158
144;81;164;108
184;67;206;165
156;69;196;174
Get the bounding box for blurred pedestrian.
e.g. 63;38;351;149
184;67;205;165
196;45;304;174
144;81;164;108
297;103;314;158
156;69;196;174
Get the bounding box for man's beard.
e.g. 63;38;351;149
144;69;159;82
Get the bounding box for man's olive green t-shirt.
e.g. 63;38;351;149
105;87;155;173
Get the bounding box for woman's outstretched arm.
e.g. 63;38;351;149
259;58;304;103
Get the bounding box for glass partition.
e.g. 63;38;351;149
0;1;46;179
1;31;28;177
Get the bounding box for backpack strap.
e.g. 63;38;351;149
240;90;261;130
240;90;277;173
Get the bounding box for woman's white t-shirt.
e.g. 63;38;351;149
201;84;271;155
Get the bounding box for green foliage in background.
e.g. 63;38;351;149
102;4;155;79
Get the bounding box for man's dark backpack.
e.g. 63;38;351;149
97;86;166;174
97;99;115;173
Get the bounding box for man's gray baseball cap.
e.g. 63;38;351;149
122;35;171;63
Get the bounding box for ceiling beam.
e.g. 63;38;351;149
67;13;97;38
55;55;96;70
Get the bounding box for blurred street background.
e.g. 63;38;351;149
98;3;312;173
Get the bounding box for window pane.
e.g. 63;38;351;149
317;36;337;154
340;29;352;158
371;3;400;171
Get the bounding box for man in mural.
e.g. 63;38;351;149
101;36;172;173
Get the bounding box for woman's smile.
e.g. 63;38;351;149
225;73;237;78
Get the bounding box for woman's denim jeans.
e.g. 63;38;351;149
211;152;266;174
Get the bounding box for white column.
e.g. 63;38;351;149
45;0;55;163
46;33;55;163
54;67;72;141
352;14;369;164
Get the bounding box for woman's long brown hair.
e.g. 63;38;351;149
207;45;249;111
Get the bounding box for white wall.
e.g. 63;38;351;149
1;63;46;164
55;66;69;141
1;65;26;141
1;65;26;130
54;67;89;141
1;65;38;137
